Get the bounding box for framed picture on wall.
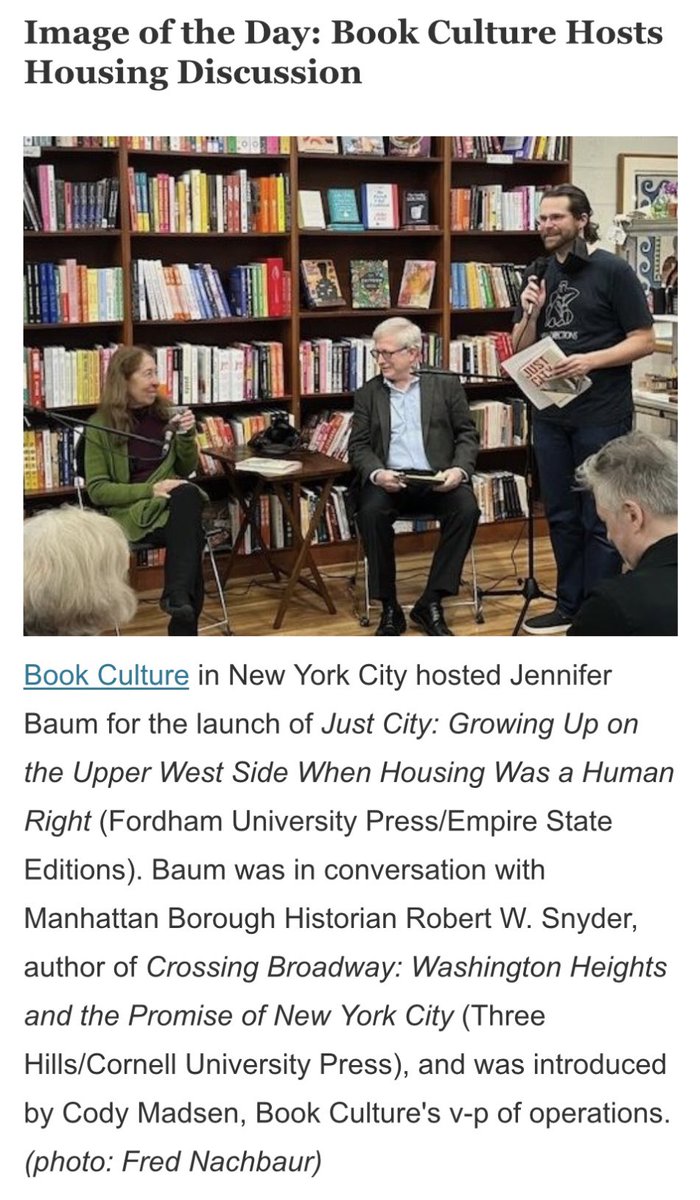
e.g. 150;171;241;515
617;154;678;216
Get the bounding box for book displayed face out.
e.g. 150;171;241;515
300;259;345;308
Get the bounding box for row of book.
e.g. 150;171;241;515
127;169;290;233
450;262;524;310
127;137;290;155
298;332;442;395
132;546;166;568
23;426;79;492
298;185;432;231
300;258;437;311
24;263;124;326
196;411;290;476
154;342;285;405
302;409;353;461
229;259;290;318
448;333;515;380
472;472;528;523
470;400;527;449
24;169;120;232
24;344;117;410
450;185;549;232
132;259;230;322
23;137;291;154
452;137;569;161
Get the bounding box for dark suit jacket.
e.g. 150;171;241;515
568;534;678;636
348;371;480;485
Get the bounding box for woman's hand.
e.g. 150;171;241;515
152;479;187;499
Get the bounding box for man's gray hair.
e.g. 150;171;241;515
575;431;677;516
372;316;423;350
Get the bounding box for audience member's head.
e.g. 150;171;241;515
575;431;677;569
24;506;137;635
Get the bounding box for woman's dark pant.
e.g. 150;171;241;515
137;484;204;635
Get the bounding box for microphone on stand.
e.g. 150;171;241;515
525;255;549;317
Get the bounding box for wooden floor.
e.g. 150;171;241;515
119;535;558;637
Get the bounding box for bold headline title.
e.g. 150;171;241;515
24;18;664;90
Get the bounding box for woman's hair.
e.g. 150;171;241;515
98;345;170;434
24;506;137;636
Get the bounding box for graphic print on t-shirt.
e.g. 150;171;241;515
545;280;580;331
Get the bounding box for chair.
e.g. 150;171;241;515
350;518;483;628
72;430;232;635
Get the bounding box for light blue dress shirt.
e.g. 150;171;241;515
385;377;432;471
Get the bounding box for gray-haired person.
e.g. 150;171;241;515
567;431;677;636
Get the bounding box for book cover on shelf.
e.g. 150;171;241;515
397;260;436;309
301;259;345;308
327;187;362;226
298;189;326;229
401;188;430;227
350;260;391;309
501;336;592;410
341;136;385;156
388;137;431;157
360;182;399;229
297;137;338;154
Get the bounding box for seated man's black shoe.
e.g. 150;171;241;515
375;603;407;636
160;594;196;624
410;600;453;636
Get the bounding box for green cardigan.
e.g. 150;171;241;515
84;414;202;543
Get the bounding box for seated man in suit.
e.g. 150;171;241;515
348;317;480;636
568;431;677;636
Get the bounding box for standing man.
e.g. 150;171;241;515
512;185;654;634
348;317;480;636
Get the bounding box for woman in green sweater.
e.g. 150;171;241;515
85;346;204;635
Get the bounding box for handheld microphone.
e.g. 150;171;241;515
525;256;549;317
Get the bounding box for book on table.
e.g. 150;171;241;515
397;259;436;309
500;336;592;409
350;259;391;308
300;259;346;308
236;456;303;476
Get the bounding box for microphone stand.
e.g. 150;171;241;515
23;407;167;452
462;376;556;636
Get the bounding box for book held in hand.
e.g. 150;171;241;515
399;469;446;485
500;336;592;410
301;259;345;308
350;259;391;309
297;137;338;154
397;259;436;309
388;137;431;157
341;136;385;156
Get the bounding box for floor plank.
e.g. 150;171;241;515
118;535;558;638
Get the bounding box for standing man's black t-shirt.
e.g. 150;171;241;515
513;248;653;426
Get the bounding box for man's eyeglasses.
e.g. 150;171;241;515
370;346;410;361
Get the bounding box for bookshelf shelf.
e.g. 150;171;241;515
24;134;570;549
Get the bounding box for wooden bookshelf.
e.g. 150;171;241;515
23;135;570;567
